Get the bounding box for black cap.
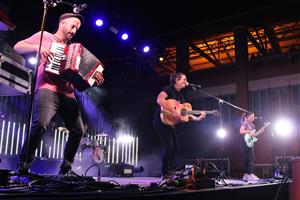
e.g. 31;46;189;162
59;13;84;24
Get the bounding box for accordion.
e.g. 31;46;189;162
45;42;104;91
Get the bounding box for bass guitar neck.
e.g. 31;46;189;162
244;121;271;147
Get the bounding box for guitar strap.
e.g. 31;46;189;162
165;86;185;103
241;121;254;131
247;121;255;130
242;121;255;147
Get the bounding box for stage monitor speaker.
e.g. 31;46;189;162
109;163;134;177
201;158;230;178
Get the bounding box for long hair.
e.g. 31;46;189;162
169;72;185;86
240;111;254;124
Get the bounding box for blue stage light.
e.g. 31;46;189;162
95;19;104;27
121;33;129;40
143;45;150;53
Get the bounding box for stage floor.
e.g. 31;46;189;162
0;175;289;200
100;176;279;187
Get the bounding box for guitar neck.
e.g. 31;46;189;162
161;99;220;126
186;110;214;115
256;126;266;135
253;123;270;137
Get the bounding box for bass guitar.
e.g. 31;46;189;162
244;121;271;148
160;99;220;126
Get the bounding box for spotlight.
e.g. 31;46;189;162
216;128;226;139
274;119;293;138
28;57;37;65
121;33;129;41
109;26;119;34
143;45;150;53
95;19;104;27
117;135;134;144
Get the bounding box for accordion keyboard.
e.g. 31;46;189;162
45;42;66;74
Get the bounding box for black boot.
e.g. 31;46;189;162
58;164;72;176
17;162;30;175
58;160;84;179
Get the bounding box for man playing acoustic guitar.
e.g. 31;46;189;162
153;72;206;177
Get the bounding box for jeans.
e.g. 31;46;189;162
242;137;255;174
153;115;179;176
19;89;84;167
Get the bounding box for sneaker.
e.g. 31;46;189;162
249;173;260;181
242;173;250;181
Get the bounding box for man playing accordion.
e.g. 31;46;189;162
14;13;104;176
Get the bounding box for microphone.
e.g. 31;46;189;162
186;82;202;89
254;117;264;120
73;3;87;13
43;0;61;7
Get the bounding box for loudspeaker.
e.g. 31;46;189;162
109;163;134;177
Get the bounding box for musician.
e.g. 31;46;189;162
153;72;206;177
239;111;262;181
14;13;104;176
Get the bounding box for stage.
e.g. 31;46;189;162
0;174;289;200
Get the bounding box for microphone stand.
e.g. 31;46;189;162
189;87;248;181
191;88;265;120
23;0;52;166
190;88;248;113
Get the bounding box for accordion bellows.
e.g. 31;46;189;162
45;42;104;91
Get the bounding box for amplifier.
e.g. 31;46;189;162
0;53;32;95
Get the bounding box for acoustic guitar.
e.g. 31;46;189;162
160;99;220;126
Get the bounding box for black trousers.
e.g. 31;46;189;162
153;116;179;176
19;89;84;167
242;137;255;174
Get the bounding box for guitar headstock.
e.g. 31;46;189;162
264;121;271;127
211;110;221;117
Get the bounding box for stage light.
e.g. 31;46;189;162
216;128;226;139
28;57;37;65
109;26;119;34
274;118;293;138
143;45;150;53
117;134;134;144
159;56;164;62
121;33;129;41
95;19;104;27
